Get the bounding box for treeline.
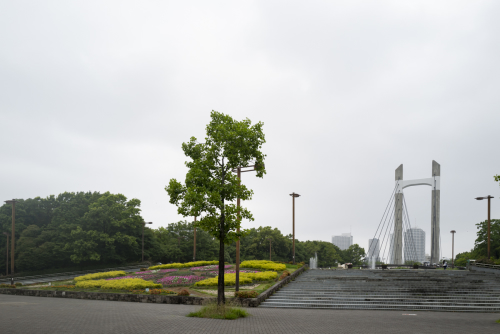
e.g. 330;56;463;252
0;192;365;275
454;219;500;266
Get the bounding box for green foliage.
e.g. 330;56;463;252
74;271;127;281
473;219;500;259
187;303;249;320
340;244;366;265
234;290;258;298
240;260;286;271
75;278;161;290
149;260;217;270
165;111;266;304
0;191;163;273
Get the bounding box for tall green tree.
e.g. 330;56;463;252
166;111;266;305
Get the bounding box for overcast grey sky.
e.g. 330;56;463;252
1;1;499;259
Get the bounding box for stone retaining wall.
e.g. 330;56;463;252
0;265;307;307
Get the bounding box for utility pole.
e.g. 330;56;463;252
450;230;456;268
232;164;262;292
142;222;153;262
289;193;300;264
4;200;18;275
193;216;197;261
475;196;494;258
2;232;8;276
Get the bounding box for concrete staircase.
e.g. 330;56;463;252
259;269;500;312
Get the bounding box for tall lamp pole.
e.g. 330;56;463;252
475;196;494;259
232;164;262;292
193;216;197;261
450;230;456;268
289;192;300;264
142;222;153;262
2;232;8;276
4;200;17;275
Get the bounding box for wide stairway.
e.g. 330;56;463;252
260;269;500;312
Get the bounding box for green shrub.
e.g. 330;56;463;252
240;260;286;271
76;278;161;290
279;270;291;280
195;274;252;287
74;271;127;281
149;261;217;270
14;282;22;286
234;290;259;298
0;284;16;289
187;302;249;320
178;289;190;296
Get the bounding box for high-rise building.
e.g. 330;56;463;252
368;238;380;261
332;233;353;250
404;228;425;263
388;233;394;264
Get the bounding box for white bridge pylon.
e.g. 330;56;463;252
393;161;440;265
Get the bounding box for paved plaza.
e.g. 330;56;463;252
0;294;498;334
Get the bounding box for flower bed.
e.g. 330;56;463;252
76;278;161;290
149;260;217;270
156;275;205;286
74;271;127;282
240;260;286;271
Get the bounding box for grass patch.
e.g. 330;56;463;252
187;302;249;320
496;319;500;324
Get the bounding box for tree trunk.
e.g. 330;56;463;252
217;220;225;306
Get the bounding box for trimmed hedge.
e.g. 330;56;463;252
194;271;277;287
235;290;259;298
76;278;161;290
240;260;286;271
149;261;218;270
194;274;253;287
74;271;127;282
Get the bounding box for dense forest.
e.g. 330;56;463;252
0;192;366;275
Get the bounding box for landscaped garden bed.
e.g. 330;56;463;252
8;260;305;301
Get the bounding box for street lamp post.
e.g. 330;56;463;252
142;222;153;262
475;196;494;259
4;200;18;275
267;238;272;261
450;230;456;268
232;164;262;292
289;192;300;264
2;232;8;276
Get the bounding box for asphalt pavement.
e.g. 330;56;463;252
0;294;499;334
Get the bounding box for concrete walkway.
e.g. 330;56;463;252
0;294;498;334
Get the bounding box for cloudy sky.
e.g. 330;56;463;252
1;1;499;260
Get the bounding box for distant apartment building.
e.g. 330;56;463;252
404;228;426;263
332;233;353;250
368;238;380;261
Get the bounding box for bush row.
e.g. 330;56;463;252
194;271;278;287
234;290;259;298
240;260;286;271
74;271;127;281
149;260;218;270
194;274;253;286
75;278;161;290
